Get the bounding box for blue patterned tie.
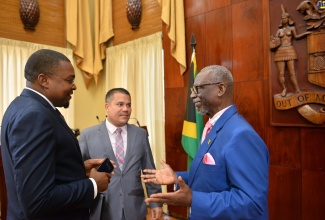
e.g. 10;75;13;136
115;128;124;170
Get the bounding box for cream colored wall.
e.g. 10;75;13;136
73;64;108;132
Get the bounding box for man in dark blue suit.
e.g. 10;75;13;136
1;49;112;220
143;65;269;220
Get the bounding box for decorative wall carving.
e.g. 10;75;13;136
270;1;325;126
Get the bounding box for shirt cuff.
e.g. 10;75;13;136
89;178;97;199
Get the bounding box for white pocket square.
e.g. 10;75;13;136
203;153;215;165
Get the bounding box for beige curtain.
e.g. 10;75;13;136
0;38;75;128
158;0;186;74
105;32;165;167
66;0;114;87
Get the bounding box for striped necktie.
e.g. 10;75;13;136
115;128;124;169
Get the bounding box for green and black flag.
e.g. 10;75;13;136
181;48;204;169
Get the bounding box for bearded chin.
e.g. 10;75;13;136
63;102;70;109
197;106;208;115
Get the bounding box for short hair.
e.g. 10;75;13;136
200;65;234;92
24;49;71;82
105;88;131;103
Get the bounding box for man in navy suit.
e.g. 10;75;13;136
1;49;112;220
143;65;269;220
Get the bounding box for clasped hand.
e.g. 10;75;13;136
84;158;115;192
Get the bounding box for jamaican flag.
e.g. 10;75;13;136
181;51;204;169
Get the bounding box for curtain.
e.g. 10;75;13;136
66;0;114;87
158;0;186;75
0;38;75;128
105;32;165;168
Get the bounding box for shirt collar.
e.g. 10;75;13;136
25;87;56;110
209;105;232;126
105;119;127;134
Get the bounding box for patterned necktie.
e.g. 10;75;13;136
115;128;124;169
201;121;213;143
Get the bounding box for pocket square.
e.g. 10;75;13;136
203;153;216;165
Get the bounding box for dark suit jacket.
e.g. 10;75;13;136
177;105;269;220
79;122;162;220
0;89;94;220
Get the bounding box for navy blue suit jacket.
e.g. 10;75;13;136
1;89;94;220
177;105;269;220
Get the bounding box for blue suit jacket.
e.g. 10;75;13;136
1;89;94;220
177;105;269;220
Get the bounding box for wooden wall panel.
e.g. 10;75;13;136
232;0;263;82
205;7;232;69
0;0;66;47
164;87;188;218
207;0;231;11
269;166;302;220
301;128;325;171
302;171;325;219
184;0;231;18
185;14;206;73
112;0;161;45
234;81;265;138
266;127;301;168
184;0;207;18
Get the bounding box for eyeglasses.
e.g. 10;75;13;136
191;82;222;95
44;72;75;85
53;75;75;85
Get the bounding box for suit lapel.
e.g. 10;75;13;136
188;106;238;186
54;109;79;143
188;126;218;186
97;122;116;162
122;124;135;172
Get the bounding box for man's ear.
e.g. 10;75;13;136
217;83;227;96
38;73;49;88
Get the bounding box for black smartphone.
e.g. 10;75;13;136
97;158;114;173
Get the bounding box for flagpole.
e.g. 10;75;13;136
190;33;196;53
181;32;204;170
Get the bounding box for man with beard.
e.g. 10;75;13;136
1;49;112;220
142;65;269;220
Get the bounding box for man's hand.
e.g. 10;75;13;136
84;158;116;177
142;159;177;185
84;158;105;177
89;168;113;192
145;176;192;207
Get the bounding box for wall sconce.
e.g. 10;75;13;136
126;0;142;30
20;0;40;30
